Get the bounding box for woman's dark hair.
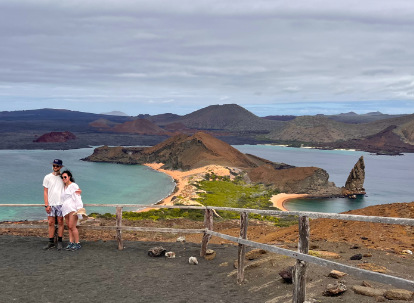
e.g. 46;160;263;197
61;170;75;182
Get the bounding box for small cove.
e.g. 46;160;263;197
234;145;414;213
0;148;175;221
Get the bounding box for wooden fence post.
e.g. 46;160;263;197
293;215;310;303
237;211;249;284
200;208;214;257
116;206;124;250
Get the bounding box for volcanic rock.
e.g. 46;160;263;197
350;254;363;260
279;266;294;283
342;156;366;196
328;270;347;279
384;289;413;301
323;282;347;296
148;246;166;257
248;164;341;195
34;131;76;143
352;285;385;297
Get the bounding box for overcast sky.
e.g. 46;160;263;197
1;0;414;116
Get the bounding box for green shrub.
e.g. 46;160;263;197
121;209;205;221
89;212;115;219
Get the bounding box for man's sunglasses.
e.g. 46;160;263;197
53;165;60;168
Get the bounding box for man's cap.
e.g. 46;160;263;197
52;159;64;166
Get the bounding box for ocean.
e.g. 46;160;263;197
234;145;414;213
0;148;175;221
1;145;413;221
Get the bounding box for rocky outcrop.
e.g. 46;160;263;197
34;131;76;143
248;165;341;195
342;156;366;196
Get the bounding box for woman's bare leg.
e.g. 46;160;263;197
68;213;79;243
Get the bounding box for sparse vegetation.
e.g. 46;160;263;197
194;172;278;209
88;173;293;226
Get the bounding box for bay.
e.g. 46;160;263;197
0;148;175;221
234;145;414;213
1;145;413;221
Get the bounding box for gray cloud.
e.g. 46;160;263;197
0;0;414;115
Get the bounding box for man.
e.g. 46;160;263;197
43;159;80;250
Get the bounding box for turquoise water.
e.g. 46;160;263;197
0;148;175;221
1;145;413;220
234;145;414;213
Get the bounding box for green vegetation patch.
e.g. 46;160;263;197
89;209;204;221
195;175;277;210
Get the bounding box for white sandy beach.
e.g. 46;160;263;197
270;193;309;211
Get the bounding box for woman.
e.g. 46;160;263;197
61;170;83;251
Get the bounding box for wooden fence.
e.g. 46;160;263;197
1;203;414;303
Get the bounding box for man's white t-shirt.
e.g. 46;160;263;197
43;173;64;206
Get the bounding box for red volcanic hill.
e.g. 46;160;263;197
143;132;258;170
84;132;258;170
34;131;76;143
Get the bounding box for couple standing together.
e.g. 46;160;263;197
43;159;84;251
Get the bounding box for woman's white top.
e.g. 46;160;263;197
61;183;83;217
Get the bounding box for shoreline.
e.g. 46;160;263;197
142;163;309;213
270;193;309;211
140;163;232;212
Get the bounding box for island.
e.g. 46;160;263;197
83;132;365;211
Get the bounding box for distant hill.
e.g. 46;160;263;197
265;113;414;152
171;104;284;132
266;115;367;143
324;111;406;124
262;115;296;121
1;106;414;153
396;119;414;144
0;108;130;132
328;125;414;154
89;118;120;129
111;119;172;136
147;113;181;125
101;111;129;116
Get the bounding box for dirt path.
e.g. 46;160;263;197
1;234;413;303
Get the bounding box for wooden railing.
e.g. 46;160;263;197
1;203;414;303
